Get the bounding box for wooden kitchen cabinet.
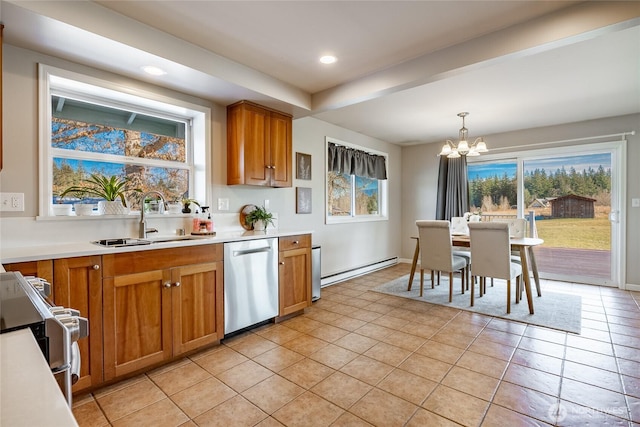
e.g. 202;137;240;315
4;256;103;393
1;24;4;171
4;260;54;292
227;100;292;187
278;234;311;316
102;245;223;380
53;256;103;392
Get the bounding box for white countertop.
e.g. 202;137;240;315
0;329;79;426
0;229;312;264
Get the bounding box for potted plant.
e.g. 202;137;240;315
181;198;200;214
245;205;274;231
59;174;140;215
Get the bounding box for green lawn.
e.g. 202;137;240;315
534;217;610;250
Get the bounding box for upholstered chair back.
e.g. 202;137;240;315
416;220;456;273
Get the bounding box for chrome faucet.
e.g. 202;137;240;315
139;191;166;238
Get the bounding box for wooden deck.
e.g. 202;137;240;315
532;246;610;280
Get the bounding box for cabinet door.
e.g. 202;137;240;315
1;24;3;170
4;260;54;294
243;104;270;186
103;270;172;380
279;247;311;316
53;256;103;391
269;111;292;187
171;261;224;355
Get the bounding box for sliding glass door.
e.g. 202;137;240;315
468;141;624;287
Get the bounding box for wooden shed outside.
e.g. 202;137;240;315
550;194;596;219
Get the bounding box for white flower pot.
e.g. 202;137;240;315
253;221;266;231
52;204;73;216
74;203;96;216
166;202;183;214
98;200;128;215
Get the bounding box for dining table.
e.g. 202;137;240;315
407;234;544;314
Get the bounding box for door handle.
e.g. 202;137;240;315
233;247;272;256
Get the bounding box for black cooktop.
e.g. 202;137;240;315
0;272;45;332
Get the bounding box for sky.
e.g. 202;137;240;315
468;153;611;180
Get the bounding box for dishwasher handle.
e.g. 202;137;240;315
233;246;272;257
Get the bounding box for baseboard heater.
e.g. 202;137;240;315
321;257;398;288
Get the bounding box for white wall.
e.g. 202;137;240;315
0;44;402;279
401;114;640;287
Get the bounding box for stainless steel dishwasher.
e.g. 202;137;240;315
224;238;278;334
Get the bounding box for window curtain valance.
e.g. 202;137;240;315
327;142;387;180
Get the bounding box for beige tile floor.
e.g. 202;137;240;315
73;264;640;426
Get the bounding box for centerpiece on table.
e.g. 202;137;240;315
464;211;482;222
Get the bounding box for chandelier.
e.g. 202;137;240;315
439;112;488;158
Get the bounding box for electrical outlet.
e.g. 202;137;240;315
0;192;25;212
632;198;640;208
217;198;229;211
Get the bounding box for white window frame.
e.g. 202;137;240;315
468;139;626;288
325;136;389;224
38;64;211;218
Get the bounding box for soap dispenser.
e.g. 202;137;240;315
197;206;214;233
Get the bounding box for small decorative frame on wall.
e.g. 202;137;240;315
296;187;312;214
296;152;311;180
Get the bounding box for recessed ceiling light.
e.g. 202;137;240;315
142;65;167;76
319;55;337;64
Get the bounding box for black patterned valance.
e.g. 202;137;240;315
327;142;387;180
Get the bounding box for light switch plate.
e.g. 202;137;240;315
0;192;25;211
0;192;25;212
632;198;640;208
217;198;229;211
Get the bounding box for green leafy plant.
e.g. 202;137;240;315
59;174;140;207
245;205;274;229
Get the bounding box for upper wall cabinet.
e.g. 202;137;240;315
227;101;292;187
1;24;4;171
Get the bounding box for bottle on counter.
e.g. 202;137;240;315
192;206;213;233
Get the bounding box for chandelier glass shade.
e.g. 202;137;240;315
439;112;488;158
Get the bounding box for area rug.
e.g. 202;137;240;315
372;274;582;334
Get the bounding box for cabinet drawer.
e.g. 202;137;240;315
103;244;223;277
279;234;310;251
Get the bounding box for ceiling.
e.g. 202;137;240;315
2;1;639;146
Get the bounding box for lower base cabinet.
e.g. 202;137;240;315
102;245;223;380
5;257;103;393
279;235;312;316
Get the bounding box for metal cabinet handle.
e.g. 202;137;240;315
293;240;299;244
164;282;171;288
271;165;276;169
265;165;272;169
280;261;285;265
93;265;100;270
174;282;181;287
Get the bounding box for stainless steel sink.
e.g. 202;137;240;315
92;238;152;247
92;235;203;247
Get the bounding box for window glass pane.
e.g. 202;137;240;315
328;171;352;216
355;176;379;215
468;161;517;213
53;158;188;208
51;96;186;162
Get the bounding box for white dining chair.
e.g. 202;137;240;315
493;218;527;238
450;216;472;290
467;222;523;313
493;218;527;263
416;220;469;302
